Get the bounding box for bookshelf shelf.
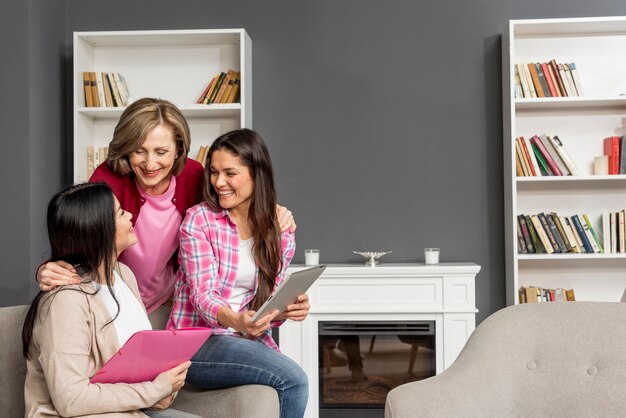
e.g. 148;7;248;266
515;96;626;110
503;16;626;304
73;29;252;183
518;253;626;260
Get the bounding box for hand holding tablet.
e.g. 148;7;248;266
250;265;326;322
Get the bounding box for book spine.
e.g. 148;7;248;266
569;63;584;96
566;216;586;253
571;215;594;253
83;72;94;107
525;215;545;253
538;213;561;253
541;135;570;175
560;216;581;253
531;143;552;175
610;212;617;253
516;64;531;98
550;213;572;252
518;215;535;253
517;221;528;254
550;59;567;96
549;135;580;176
527;63;545;97
583;214;604;253
531;135;562;175
518;138;536;176
617;210;626;253
604;136;620;175
531;215;554;254
558;64;573;97
534;63;551;97
541;62;559;97
515;139;531;176
522;137;541;176
602;212;611;254
544;213;567;253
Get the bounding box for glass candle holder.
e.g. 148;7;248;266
304;249;320;266
424;248;440;265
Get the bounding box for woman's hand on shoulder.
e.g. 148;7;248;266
37;261;81;291
276;294;310;322
237;310;280;338
276;205;297;233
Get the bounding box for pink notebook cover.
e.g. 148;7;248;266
90;328;212;384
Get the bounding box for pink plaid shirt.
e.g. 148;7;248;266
167;202;296;350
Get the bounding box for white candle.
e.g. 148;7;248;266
593;155;609;175
304;249;320;266
424;248;440;265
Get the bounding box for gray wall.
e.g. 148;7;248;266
3;1;626;323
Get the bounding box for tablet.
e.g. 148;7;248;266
90;328;212;384
251;265;326;322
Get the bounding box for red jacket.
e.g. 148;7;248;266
90;158;205;225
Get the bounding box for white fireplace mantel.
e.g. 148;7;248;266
279;262;480;418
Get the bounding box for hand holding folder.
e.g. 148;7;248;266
90;328;212;384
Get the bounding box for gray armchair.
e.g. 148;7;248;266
385;302;626;417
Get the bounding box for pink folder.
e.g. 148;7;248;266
90;328;212;384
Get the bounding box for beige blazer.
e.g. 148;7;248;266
24;263;171;417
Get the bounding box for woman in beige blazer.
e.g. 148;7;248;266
22;183;200;418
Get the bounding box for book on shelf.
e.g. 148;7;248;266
540;62;559;97
82;72;94;107
94;72;107;108
518;286;575;303
196;69;241;104
531;144;551;176
102;72;114;107
604;136;621;175
617;210;626;253
569;63;584;96
527;63;545;97
548;135;580;176
194;145;209;167
515;153;524;176
534;63;551;98
113;73;130;106
550;213;572;253
525;214;546;253
197;76;218;104
583;214;603;253
540;135;570;175
88;72;100;107
538;212;562;253
570;214;595;253
517;215;534;253
516;61;584;98
529;214;555;254
513;65;523;98
107;73;124;107
530;135;562;175
560;216;581;253
518;212;607;255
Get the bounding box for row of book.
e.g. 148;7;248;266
194;145;209;167
196;69;241;104
86;146;109;178
514;60;584;99
82;72;130;108
603;136;626;175
515;134;579;176
518;286;576;303
517;212;605;254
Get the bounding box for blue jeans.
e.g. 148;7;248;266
187;335;308;418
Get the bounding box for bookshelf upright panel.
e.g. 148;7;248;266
503;17;626;305
73;29;252;183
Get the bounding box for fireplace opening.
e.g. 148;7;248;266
318;321;435;416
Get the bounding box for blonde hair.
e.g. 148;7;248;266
106;98;191;177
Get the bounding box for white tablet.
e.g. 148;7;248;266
251;265;326;322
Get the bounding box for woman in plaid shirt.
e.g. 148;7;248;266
168;129;309;418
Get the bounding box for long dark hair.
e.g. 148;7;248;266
22;183;120;358
203;129;282;311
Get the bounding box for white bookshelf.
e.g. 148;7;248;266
503;17;626;305
73;29;252;183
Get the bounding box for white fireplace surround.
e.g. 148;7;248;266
279;263;481;418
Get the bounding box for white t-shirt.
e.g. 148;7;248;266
95;270;152;347
228;237;257;313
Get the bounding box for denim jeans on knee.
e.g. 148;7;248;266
187;335;308;418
